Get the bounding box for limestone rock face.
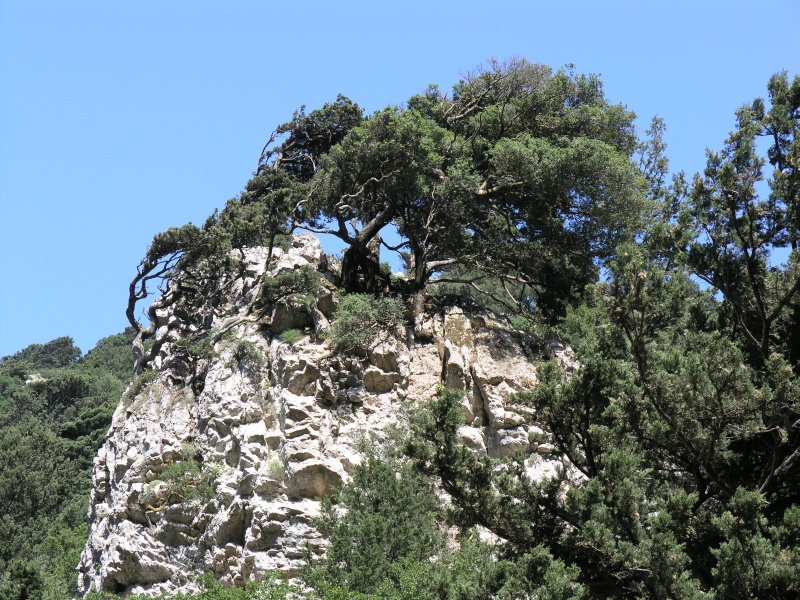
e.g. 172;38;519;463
78;234;562;597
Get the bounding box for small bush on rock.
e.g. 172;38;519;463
139;446;219;511
279;329;303;345
232;339;265;370
328;294;405;353
121;369;158;407
174;336;217;361
261;267;321;308
266;455;286;481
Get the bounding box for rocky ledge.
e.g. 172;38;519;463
78;234;571;597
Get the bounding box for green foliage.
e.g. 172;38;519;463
231;340;265;370
140;446;219;510
673;71;800;367
259;94;364;183
38;524;89;598
0;332;134;597
0;420;81;544
80;329;139;382
278;329;303;345
122;368;158;405
260;266;322;308
357;58;646;303
175;336;218;361
426;269;519;316
0;559;45;600
508;314;558;343
307;453;443;595
0;336;81;372
327;294;405;353
265;455;286;481
9;66;799;600
404;82;800;593
306;422;585;599
131;58;649;345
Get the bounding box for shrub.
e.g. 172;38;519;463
122;369;158;406
232;340;265;370
260;267;321;308
306;451;443;596
174;336;217;361
328;294;405;353
266;455;286;481
279;329;303;345
509;314;558;343
139;446;219;510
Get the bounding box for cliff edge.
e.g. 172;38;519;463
77;234;569;597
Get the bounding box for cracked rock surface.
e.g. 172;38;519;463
78;235;562;597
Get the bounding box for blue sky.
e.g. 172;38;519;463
1;0;798;358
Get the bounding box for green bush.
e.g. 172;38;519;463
232;340;265;370
508;314;558;343
122;368;158;405
174;336;217;361
279;329;303;345
307;451;443;596
328;294;405;353
140;446;219;510
266;455;286;481
261;267;321;308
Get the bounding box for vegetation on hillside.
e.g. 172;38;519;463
121;62;800;598
0;332;134;599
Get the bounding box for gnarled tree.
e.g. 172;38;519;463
128;59;650;371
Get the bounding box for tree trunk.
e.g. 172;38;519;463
132;332;145;377
407;244;431;341
341;236;383;294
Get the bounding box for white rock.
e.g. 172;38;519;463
458;426;488;454
78;234;571;597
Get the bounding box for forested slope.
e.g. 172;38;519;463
0;332;134;598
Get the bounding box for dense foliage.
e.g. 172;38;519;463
404;71;800;598
327;294;405;353
0;332;134;599
127;58;649;373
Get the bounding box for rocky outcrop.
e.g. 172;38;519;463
78;234;563;597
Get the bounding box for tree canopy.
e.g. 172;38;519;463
405;70;800;599
127;59;650;372
259;59;646;306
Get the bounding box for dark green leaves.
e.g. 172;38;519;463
0;332;133;597
676;72;800;366
327;294;405;353
309;454;442;595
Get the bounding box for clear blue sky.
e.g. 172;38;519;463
1;0;798;358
